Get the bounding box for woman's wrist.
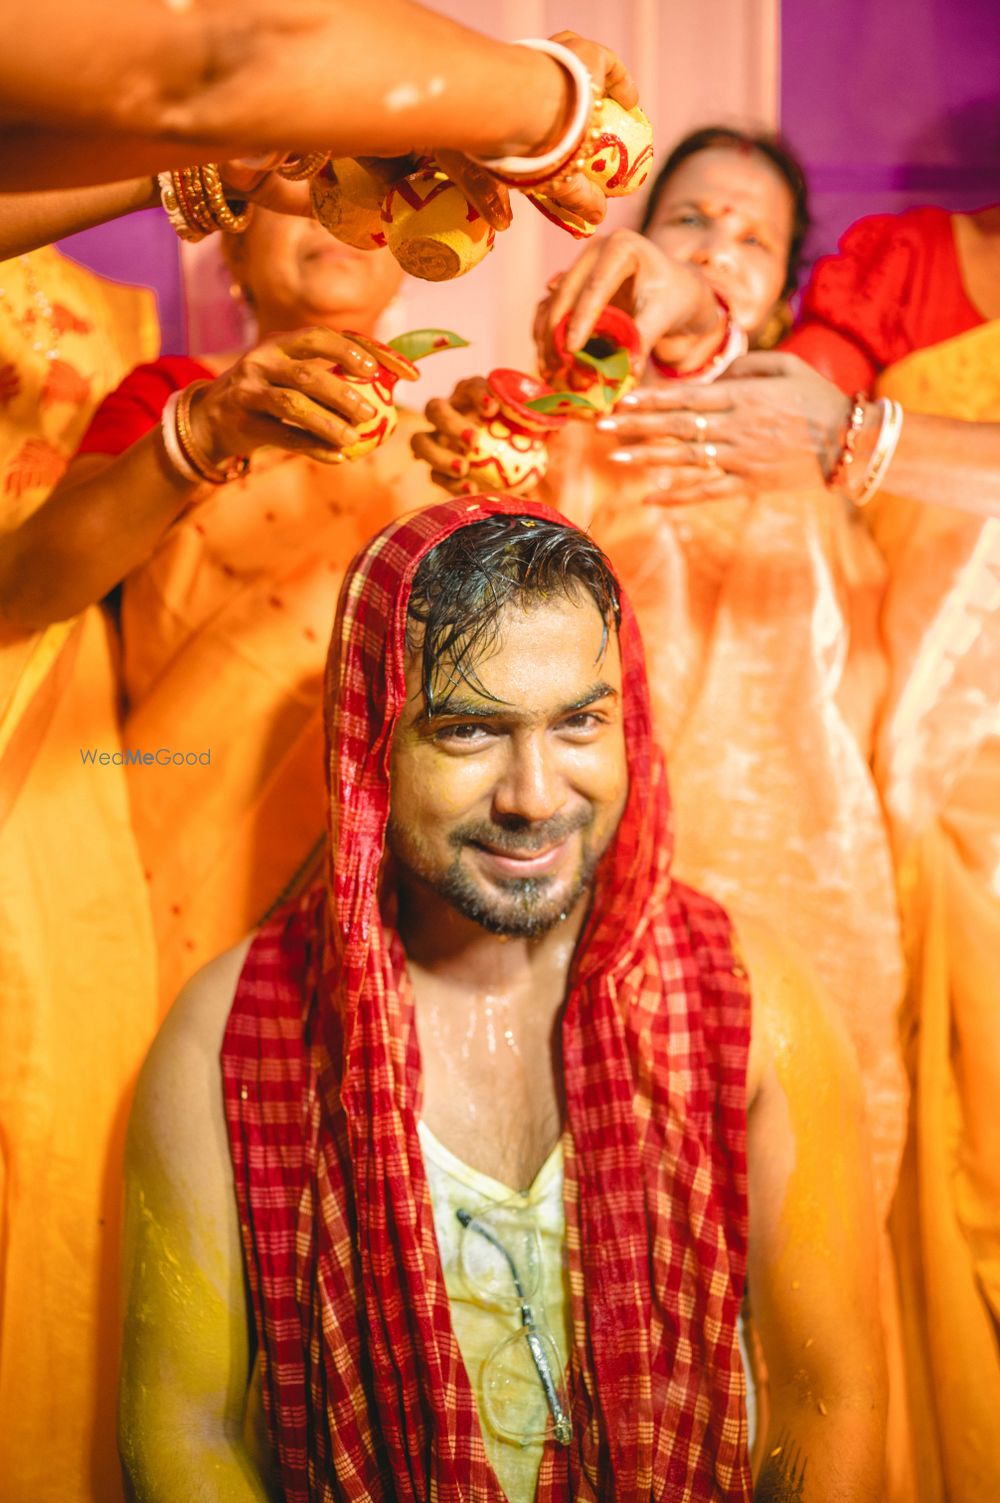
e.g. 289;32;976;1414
183;384;250;479
649;275;722;366
490;47;574;159
128;175;161;213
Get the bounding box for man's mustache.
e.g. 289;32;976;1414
449;807;592;855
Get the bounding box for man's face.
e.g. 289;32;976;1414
388;593;628;938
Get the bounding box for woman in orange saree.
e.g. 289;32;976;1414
595;201;1000;1503
789;206;1000;1503
54;209;441;1011
0;247;159;1503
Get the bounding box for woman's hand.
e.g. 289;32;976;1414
597;351;853;506
438;31;638;233
535;229;714;376
526;30;639;231
188;327;384;465
410;377;496;493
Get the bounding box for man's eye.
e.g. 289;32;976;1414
436;722;491;744
560;711;604;734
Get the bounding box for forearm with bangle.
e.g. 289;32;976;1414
159;382;248;488
827;392;904;508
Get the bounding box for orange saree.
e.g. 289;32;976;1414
112;397;440;1010
0;249;159;1503
870;319;1000;1503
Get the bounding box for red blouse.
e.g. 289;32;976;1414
784;206;985;393
76;354;213;454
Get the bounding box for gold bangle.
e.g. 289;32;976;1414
277;151;331;181
198;163;253;234
175;381;250;485
178;166;215;233
827;391;867;490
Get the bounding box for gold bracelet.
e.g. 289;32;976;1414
827;391;867;490
277;151;331;180
175;381;250;485
198;163;253;234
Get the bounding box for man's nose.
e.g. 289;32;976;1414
492;736;564;824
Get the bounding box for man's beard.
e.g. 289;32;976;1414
388;808;602;939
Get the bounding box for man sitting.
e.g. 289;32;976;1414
120;497;885;1502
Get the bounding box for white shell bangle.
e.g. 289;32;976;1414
472;39;593;182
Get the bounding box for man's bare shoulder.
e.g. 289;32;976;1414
728;912;858;1107
130;936;254;1150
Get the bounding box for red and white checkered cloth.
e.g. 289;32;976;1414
223;495;752;1501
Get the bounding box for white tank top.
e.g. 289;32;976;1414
419;1121;570;1503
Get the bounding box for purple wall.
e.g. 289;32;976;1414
780;0;1000;268
58;207;185;353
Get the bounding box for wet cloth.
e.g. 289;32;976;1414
419;1122;569;1503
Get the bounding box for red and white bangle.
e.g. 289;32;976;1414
649;296;748;385
473;39;596;189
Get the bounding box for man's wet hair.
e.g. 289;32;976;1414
407;515;621;713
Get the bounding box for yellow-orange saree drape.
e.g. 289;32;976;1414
871;319;1000;1503
119;410;440;1011
0;248;159;1503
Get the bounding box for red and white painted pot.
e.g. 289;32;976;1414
580;101;654;199
330;328;466;461
462;370;573;493
381;165;496;282
548;307;641;414
310;159;388;251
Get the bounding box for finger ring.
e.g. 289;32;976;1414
693;414;708;435
704;442;718;463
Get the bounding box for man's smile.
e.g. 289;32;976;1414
468;835;573;879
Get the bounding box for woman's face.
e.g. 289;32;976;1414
229;208;402;335
644;147;794;336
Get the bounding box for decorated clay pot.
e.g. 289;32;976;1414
381;165;496;281
310;159;388;251
459;370;572;493
548;308;641;414
579;101;654;199
332;328;467;461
